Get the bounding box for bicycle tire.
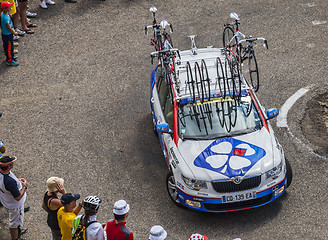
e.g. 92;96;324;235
247;50;260;92
223;26;238;57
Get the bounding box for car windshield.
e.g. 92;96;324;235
178;95;262;139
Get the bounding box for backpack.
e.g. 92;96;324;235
72;215;96;240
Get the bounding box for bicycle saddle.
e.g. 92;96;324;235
230;12;240;21
149;6;157;13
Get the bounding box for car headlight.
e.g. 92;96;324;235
181;174;207;191
265;162;283;180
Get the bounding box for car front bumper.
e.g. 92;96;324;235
176;174;287;212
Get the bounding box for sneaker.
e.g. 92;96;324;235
27;17;31;22
26;10;37;17
15;28;25;36
13;35;19;41
14;42;19;47
40;1;47;8
45;0;55;4
6;60;19;67
14;49;18;54
13;55;18;61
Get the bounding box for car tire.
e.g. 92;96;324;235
166;171;183;207
285;157;293;188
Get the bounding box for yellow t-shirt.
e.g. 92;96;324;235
57;207;77;240
0;0;16;15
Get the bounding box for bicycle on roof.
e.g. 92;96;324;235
223;12;268;92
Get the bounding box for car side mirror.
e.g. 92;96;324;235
266;108;279;120
156;123;171;133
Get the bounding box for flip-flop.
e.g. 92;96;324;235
27;23;37;28
25;29;34;34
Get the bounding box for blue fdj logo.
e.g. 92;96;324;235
194;138;266;177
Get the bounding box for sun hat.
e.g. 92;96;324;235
113;200;130;215
0;156;17;167
189;233;209;240
1;1;13;9
61;193;80;205
149;225;167;240
46;177;64;192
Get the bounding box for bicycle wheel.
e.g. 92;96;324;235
223;26;237;57
247;50;260;92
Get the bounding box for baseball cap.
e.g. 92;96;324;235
61;193;80;205
0;156;17;167
1;1;13;9
189;233;209;240
149;225;167;240
46;177;64;192
113;200;130;215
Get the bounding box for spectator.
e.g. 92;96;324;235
18;0;36;34
1;1;19;66
39;0;55;10
0;156;28;240
57;193;83;240
106;200;133;240
189;234;209;240
0;138;5;208
149;225;167;240
42;177;66;240
12;1;26;36
72;195;105;240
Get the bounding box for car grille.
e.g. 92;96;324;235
212;175;261;193
203;194;272;211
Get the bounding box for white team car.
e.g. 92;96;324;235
150;42;292;212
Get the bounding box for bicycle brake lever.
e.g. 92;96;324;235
145;26;148;36
170;24;173;33
264;40;268;49
151;55;154;64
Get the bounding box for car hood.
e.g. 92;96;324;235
178;127;279;181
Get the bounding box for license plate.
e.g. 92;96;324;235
222;191;257;203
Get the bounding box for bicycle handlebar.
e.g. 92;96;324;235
145;24;161;36
239;38;268;49
150;48;180;58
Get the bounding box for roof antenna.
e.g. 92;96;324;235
188;35;198;55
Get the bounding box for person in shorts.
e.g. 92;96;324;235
0;156;28;240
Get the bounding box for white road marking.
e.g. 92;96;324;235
306;43;315;48
277;86;328;161
301;3;316;7
277;87;310;128
312;20;327;25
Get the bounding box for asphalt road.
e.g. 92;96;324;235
0;0;327;239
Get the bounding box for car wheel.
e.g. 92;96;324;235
285;157;293;188
166;171;183;207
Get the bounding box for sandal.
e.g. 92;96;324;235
24;29;34;34
27;23;37;28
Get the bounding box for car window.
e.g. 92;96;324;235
178;95;262;139
164;94;174;129
157;77;168;106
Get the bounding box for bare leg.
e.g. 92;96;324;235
19;1;28;30
12;6;20;29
